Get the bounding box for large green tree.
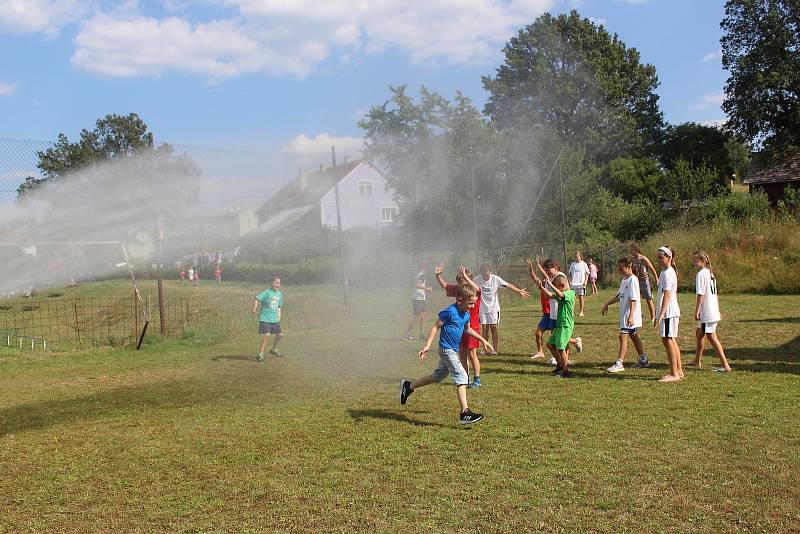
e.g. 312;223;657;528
659;122;750;186
17;113;154;197
483;10;664;163
721;0;800;152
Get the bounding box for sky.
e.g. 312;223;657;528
0;0;730;194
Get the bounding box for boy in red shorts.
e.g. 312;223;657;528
435;264;484;388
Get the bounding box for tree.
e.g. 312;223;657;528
18;113;153;197
721;0;800;152
600;157;663;203
483;10;664;163
659;122;750;187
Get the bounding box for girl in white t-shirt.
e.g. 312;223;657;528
473;263;530;355
688;251;731;372
601;257;648;373
654;246;684;383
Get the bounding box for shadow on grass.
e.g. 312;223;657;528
347;408;449;428
0;379;219;437
736;317;800;324
211;355;258;362
487;366;655;381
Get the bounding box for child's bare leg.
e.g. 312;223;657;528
560;348;570;373
535;328;544;354
618;332;629;362
660;337;679;381
546;343;559;363
272;333;283;350
418;312;426;338
456;384;469;412
404;316;418;337
459;346;470;376
410;374;436;391
674;339;684;378
469;348;481;379
646;299;656;322
489;325;499;353
259;334;270;355
630;333;645;358
693;327;706;367
481;325;489;351
707;333;731;371
578;295;585;316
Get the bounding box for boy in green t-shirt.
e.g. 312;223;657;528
251;277;284;361
539;273;583;378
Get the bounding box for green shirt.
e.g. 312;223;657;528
556;289;575;330
256;289;283;323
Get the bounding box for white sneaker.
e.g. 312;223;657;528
607;360;625;373
574;337;583;353
530;352;545;360
548;356;557;366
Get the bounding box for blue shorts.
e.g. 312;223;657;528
620;327;639;335
537;314;557;331
430;347;469;386
259;322;282;335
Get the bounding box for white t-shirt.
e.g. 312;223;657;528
187;269;194;279
696;268;721;323
656;267;681;319
412;272;427;301
473;274;508;313
618;275;643;329
547;271;567;320
569;261;589;287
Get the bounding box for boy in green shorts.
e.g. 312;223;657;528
539;273;582;378
252;277;284;361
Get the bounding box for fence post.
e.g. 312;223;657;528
134;288;139;341
73;302;80;344
158;279;167;336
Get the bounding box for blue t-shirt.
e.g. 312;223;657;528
438;303;471;351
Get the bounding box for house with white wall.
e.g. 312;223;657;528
256;160;399;232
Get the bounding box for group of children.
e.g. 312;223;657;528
179;266;223;287
400;245;731;424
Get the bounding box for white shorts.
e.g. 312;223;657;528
571;285;586;296
480;311;500;325
660;317;679;338
697;321;718;334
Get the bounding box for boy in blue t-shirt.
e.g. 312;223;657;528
251;277;284;361
399;285;493;425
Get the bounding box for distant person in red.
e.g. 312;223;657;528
214;266;222;285
435;264;484;389
192;271;200;288
179;270;186;282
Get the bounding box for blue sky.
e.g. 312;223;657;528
1;0;728;157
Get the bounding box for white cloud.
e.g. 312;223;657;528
701;48;722;63
690;92;725;111
71;0;554;79
0;80;17;96
283;133;364;159
0;0;88;36
698;119;727;128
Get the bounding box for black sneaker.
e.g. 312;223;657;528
561;370;573;379
399;380;413;405
551;366;563;375
459;409;484;425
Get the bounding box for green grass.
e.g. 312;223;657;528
1;288;799;533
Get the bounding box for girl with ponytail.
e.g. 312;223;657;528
688;251;731;372
654;246;683;382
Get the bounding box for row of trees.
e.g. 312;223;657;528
359;2;799;250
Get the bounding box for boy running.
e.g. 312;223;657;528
530;257;582;364
601;257;649;373
400;285;493;425
435;264;483;388
252;277;284;361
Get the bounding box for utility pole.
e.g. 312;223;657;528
331;145;349;310
149;132;167;336
470;166;480;269
558;162;568;268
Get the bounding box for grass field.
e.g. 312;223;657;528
1;284;798;533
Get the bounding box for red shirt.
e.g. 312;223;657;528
445;285;481;331
539;290;550;314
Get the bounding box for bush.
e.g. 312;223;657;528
614;200;664;240
685;190;771;224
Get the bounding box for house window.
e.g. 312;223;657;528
358;181;373;196
381;207;397;222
